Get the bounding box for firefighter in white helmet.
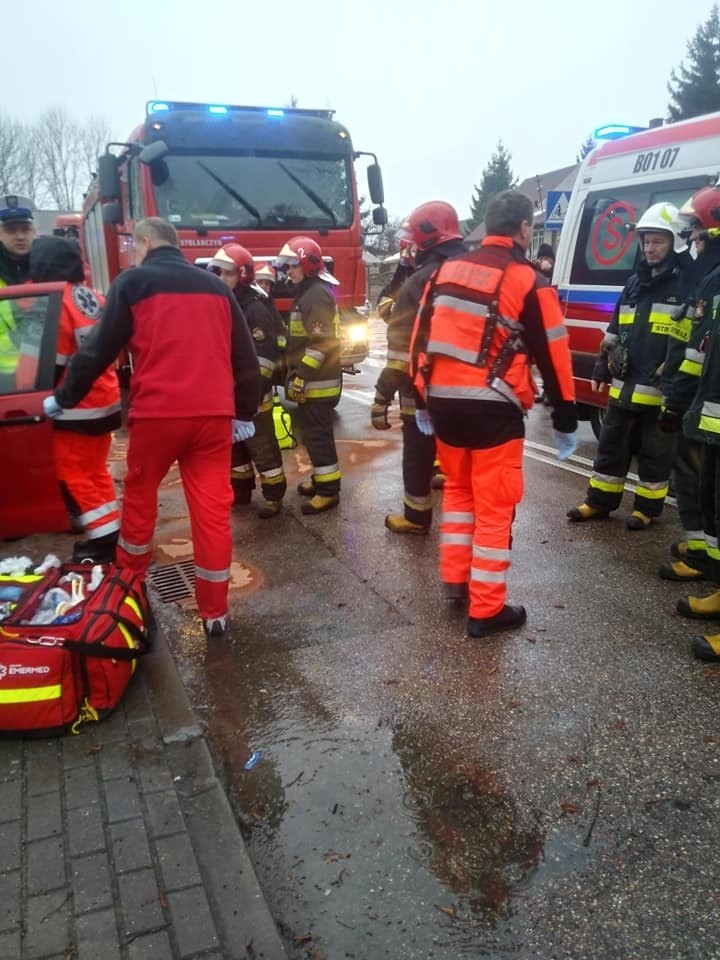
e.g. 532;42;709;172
567;201;693;529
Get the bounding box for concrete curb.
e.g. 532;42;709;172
145;625;288;960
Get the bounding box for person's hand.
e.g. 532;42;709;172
232;420;255;442
370;395;391;430
657;408;683;433
43;395;63;419
415;409;434;436
553;429;578;460
286;375;306;403
590;380;606;394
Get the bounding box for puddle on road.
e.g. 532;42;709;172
169;630;602;959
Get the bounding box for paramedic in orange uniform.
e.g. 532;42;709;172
410;191;578;637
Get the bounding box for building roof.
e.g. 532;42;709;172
464;163;579;243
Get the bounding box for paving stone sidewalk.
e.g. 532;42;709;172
0;623;288;960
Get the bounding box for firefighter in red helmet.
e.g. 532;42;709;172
410;191;577;637
275;235;342;514
209;243;287;518
372;201;465;534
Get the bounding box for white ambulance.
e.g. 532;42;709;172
553;111;720;436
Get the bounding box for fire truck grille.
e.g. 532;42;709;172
146;560;195;604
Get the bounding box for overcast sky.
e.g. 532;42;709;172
12;0;715;219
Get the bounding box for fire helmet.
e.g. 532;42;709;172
209;244;255;283
397;201;462;252
398;237;417;267
635;202;687;254
254;262;277;284
275;236;339;284
679;186;720;234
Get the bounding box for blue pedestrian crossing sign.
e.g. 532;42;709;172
545;191;571;229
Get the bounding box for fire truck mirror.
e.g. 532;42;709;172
98;154;121;202
367;163;384;206
372;206;388;227
102;201;123;226
139;140;169;166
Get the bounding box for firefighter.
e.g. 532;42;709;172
209;244;287;518
30;237;122;561
372;202;465;534
376;239;415;323
0;195;36;388
655;188;720;583
660;186;720;660
567;202;691;530
274;235;342;514
45;218;260;639
410;190;577;637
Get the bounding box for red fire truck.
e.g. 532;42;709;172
80;100;387;372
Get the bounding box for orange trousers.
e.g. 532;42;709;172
436;437;524;619
53;431;120;539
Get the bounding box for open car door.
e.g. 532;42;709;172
0;282;71;538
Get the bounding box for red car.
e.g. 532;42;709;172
0;282;71;538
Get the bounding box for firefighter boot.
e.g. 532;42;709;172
626;510;651;531
258;500;283;519
566;504;609;523
72;531;118;564
677;591;720;620
203;615;228;638
301;494;339;515
384;514;429;535
297;480;316;497
671;540;688;559
658;559;705;582
691;633;720;662
467;604;527;638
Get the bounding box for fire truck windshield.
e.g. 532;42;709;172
151;152;353;230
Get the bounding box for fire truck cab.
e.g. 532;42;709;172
81;100;387;375
553;112;720;436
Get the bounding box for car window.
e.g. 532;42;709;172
0;292;60;396
570;176;708;287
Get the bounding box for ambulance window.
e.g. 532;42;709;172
570;186;648;286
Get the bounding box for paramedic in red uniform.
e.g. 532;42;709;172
410;191;578;637
44;218;260;639
30;236;121;562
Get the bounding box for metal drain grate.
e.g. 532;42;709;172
146;559;195;603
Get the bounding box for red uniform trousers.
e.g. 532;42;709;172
436;437;524;619
52;432;120;539
116;417;233;620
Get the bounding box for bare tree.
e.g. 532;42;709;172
77;115;112;185
0;113;26;195
35;106;82;209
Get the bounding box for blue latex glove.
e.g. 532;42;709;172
43;395;63;419
415;409;434;436
232;420;255;442
553;429;578;460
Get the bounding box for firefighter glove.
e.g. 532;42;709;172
377;296;394;323
657;407;683;433
232;419;256;442
415;409;434;436
43;395;63;419
370;394;392;430
286;375;307;404
553;429;578;461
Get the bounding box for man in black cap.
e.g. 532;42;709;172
534;242;555;280
0;194;36;286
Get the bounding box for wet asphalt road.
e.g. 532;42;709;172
11;321;720;959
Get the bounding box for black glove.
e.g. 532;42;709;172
551;401;578;435
657;407;683;433
370;394;391;430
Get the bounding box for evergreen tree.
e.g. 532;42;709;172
466;140;516;233
576;135;595;162
667;4;720;121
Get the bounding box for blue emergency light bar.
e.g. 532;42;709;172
593;123;648;140
146;100;334;120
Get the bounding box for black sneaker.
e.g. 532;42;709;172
467;604;527;638
443;582;468;605
202;615;228;638
72;532;118;564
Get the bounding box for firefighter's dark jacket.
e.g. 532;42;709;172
664;240;720;416
677;239;720;445
411;236;577;449
55;246;259;422
233;284;281;410
0;241;31;286
591;256;690;411
286;276;340;401
375;239;466;403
